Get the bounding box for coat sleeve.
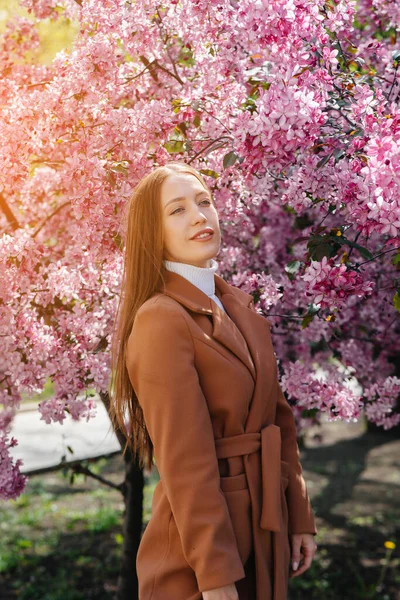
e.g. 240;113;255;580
248;299;317;535
274;378;317;535
126;299;246;592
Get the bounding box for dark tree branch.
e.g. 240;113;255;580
70;462;124;492
0;193;19;231
138;55;159;82
357;246;400;268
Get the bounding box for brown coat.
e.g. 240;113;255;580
126;268;317;600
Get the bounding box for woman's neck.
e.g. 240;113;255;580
162;258;219;297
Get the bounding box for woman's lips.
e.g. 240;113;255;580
190;232;214;241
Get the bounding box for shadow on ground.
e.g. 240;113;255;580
288;423;400;599
1;422;399;600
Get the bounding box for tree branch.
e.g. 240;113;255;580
69;462;124;492
187;135;232;163
0;193;19;231
33;200;72;238
357;246;400;268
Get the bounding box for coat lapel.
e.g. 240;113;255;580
218;286;278;430
158;269;277;428
158;269;257;382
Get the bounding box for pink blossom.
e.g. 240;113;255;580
322;47;339;69
38;398;67;425
280;360;364;421
303;256;375;309
0;0;399;499
0;435;27;500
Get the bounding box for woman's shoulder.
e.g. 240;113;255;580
136;292;187;318
131;294;191;340
126;293;194;370
214;274;254;308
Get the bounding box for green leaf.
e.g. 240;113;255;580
177;47;195;67
223;151;239;169
200;169;219;179
314;243;332;261
336;238;373;260
316;153;333;169
333;149;346;163
193;114;201;128
354;245;373;260
301;408;319;418
285;260;302;275
164;140;185;154
393;291;400;312
109;161;130;175
307;234;326;245
176;122;188;136
285;260;302;281
301;314;315;329
392;50;400;63
391;252;400;265
17;539;33;549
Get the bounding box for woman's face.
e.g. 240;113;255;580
160;172;221;268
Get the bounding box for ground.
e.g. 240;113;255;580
0;419;398;600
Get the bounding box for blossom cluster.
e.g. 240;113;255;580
0;435;27;500
0;0;399;497
303;256;375;310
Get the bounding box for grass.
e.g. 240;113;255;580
0;458;127;599
0;424;399;600
287;424;400;600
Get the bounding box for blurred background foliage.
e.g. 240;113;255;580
0;0;79;65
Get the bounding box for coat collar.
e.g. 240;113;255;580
158;268;257;381
158;267;254;314
157;267;278;431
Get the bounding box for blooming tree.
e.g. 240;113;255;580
1;0;399;500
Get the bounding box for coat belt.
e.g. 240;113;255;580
215;424;283;532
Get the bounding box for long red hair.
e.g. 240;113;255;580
109;161;212;470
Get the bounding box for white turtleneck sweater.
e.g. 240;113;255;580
163;258;227;313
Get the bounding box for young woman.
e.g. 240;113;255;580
110;161;317;600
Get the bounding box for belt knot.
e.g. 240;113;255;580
215;424;283;532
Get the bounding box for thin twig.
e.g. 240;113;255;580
387;62;400;103
347;231;362;259
196;104;232;135
357;247;400;268
155;7;183;84
187;135;232;163
70;463;124;492
119;61;158;85
33;200;72;238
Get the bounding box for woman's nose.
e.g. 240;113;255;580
190;204;207;222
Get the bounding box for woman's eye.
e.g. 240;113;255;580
171;199;211;215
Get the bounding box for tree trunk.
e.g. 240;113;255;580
117;448;144;600
100;391;144;600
